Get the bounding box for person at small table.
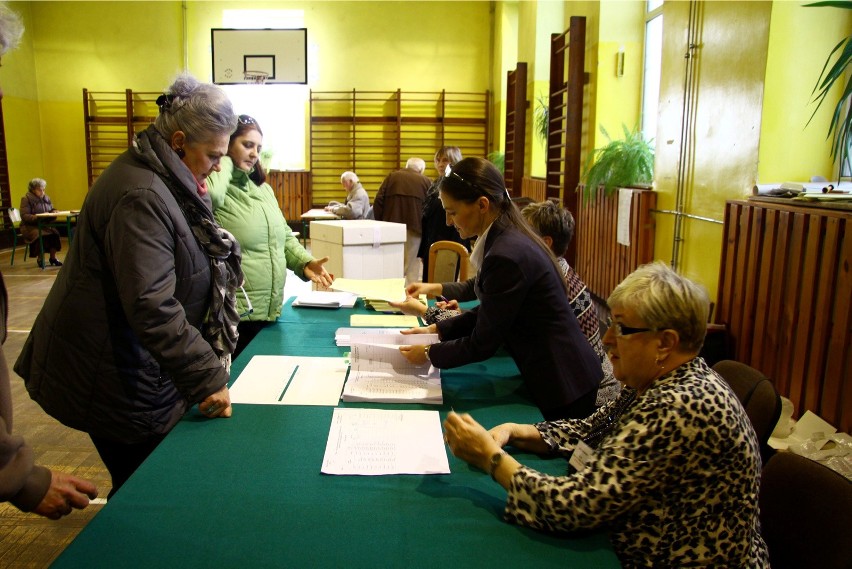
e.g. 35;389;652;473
417;146;470;281
399;157;602;420
15;74;242;499
19;178;62;268
443;262;769;568
373;157;431;284
325;171;370;219
208;114;333;359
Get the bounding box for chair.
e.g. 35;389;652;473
428;240;470;285
712;360;782;464
7;208;31;266
759;452;852;569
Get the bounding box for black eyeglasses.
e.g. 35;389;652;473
605;316;656;337
238;115;257;125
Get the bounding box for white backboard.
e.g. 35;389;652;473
211;28;307;85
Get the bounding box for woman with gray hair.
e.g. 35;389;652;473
443;262;768;567
15;73;242;498
326;170;370;219
19;177;62;267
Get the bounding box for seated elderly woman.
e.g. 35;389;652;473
19;178;62;268
325;171;370;219
443;262;769;568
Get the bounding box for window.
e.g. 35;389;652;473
641;1;663;146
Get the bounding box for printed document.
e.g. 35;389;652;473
343;334;441;404
321;408;451;475
335;327;407;346
230;355;347;406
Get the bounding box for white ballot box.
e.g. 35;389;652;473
310;220;406;279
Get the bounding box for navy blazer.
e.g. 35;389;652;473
430;217;603;419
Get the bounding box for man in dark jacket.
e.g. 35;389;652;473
373;158;431;284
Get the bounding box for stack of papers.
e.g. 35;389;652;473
321;408;450;475
343;333;442;404
292;291;358;309
335;327;407;347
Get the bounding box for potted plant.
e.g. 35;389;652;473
806;1;851;177
581;124;654;201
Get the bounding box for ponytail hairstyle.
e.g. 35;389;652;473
438;157;566;288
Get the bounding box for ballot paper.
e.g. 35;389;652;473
342;334;442;404
291;291;358;308
350;314;420;327
229;355;347;406
321;408;451;475
330;277;406;302
335;327;407;346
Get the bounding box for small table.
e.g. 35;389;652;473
35;210;79;269
299;208;338;245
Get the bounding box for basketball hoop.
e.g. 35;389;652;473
243;71;269;85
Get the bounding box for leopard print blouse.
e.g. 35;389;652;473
505;357;769;568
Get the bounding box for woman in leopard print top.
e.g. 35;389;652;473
444;262;769;568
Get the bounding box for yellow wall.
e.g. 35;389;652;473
759;1;851;182
2;1;491;212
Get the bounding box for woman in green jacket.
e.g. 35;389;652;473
209;115;333;358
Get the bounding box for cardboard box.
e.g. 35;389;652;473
310;220;406;279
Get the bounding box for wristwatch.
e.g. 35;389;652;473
424;344;431;362
489;450;507;480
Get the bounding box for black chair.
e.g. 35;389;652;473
712;360;782;464
759;452;852;569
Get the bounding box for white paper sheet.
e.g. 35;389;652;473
330;277;406;302
617;188;633;246
291;291;358;308
335;327;407;346
229;355;347;406
321;408;451;475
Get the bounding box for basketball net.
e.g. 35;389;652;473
243;71;269;85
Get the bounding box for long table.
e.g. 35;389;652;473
52;299;618;568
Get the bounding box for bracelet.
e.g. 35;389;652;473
489;450;506;480
424;344;431;362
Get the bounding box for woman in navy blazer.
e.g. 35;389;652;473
400;157;602;420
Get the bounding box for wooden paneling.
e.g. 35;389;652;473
717;199;851;432
266;170;312;221
503;63;527;195
520;176;547;203
575;189;656;301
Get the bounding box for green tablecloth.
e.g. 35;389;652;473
53;299;618;568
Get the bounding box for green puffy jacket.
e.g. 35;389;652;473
208;157;313;321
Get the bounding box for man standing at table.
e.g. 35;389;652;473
373;157;431;284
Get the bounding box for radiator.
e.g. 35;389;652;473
520;177;547;202
266;170;312;221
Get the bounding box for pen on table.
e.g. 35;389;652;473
437;295;449;303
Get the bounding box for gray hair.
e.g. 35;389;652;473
405;157;426;173
0;3;24;56
340;171;359;184
153;73;237;144
28;178;47;192
608;262;710;352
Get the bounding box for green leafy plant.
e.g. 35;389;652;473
487;150;505;174
534;94;549;147
805;1;852;174
581;124;654;200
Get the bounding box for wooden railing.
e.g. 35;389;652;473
266;170;312;221
717;199;851;432
574;188;656;301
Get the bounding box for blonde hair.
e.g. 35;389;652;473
608;262;710;352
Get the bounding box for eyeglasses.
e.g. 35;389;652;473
605;316;656;337
238;115;257;125
239;286;254;318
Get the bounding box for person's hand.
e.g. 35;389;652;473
199;385;232;418
488;423;516;448
304;257;333;287
406;282;442;298
400;324;437;335
443;411;502;471
436;299;460;311
32;471;98;520
399;344;429;365
388;296;427;316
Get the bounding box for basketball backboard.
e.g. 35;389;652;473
211;28;307;85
